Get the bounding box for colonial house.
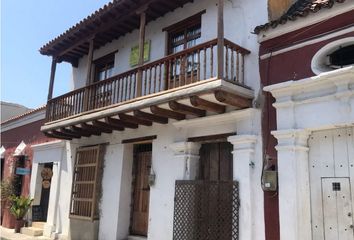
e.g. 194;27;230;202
36;0;268;239
255;0;354;240
0;105;56;234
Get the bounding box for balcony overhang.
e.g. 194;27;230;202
39;0;195;65
42;79;254;140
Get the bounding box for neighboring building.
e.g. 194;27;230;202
0;105;55;232
38;0;268;240
256;1;354;240
1;101;32;123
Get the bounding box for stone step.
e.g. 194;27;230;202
127;236;147;240
21;226;44;237
31;222;46;230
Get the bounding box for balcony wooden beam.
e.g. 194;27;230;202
104;117;138;129
93;120;124;131
69;126;92;137
133;110;168;124
47;57;57;101
79;123;104;135
118;113;153;126
52;130;77;139
217;0;224;79
168;101;206;117
214;90;252;108
150;106;185;120
59;128;82;138
190;96;225;114
44;131;72;140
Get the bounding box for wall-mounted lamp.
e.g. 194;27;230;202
148;168;156;187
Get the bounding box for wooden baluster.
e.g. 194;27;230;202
225;45;229;80
191;52;194;83
241;54;245;85
125;76;129;100
149;67;152;94
236;52;240;83
154;66;157;93
159;63;162;91
184;54;188;86
210;45;214;78
129;75;133;100
231;49;235;82
197;50;201;82
179;56;183;87
173;59;177;89
203;48;207;80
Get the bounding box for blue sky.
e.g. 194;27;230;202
1;0;111;109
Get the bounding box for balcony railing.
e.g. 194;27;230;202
46;38;250;123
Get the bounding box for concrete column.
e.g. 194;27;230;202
272;129;311;240
228;135;257;240
170;142;201;180
43;162;60;237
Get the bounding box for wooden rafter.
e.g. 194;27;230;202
190;96;225;114
118;113;153;126
150;106;185;120
168;101;206;117
214;90;252;108
133;110;168;124
104;117;138;129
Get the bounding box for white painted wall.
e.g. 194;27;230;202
53;108;263;240
72;0;268;97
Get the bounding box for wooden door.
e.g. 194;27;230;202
322;178;354;240
131;146;152;236
199;142;233;240
40;163;53;222
199;142;233;181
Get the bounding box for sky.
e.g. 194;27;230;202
1;0;111;109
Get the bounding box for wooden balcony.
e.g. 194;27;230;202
43;39;253;139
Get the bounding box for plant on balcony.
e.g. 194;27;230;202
8;195;33;233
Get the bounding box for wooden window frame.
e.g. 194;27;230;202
69;145;105;221
94;52;115;82
164;11;205;55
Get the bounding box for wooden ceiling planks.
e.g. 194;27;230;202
43;90;252;140
40;0;194;66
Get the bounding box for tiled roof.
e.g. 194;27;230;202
1;105;46;125
254;0;347;34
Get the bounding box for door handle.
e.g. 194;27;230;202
348;212;352;217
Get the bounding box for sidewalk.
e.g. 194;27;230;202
0;227;51;240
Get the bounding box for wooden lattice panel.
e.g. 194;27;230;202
69;145;104;220
173;180;239;240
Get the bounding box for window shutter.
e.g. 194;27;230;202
69;145;105;220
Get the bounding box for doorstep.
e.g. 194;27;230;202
127;236;147;240
0;226;50;240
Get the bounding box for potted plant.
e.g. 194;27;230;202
0;178;15;225
8;195;34;233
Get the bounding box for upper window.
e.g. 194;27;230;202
328;45;354;69
164;11;204;54
94;53;115;82
311;37;354;75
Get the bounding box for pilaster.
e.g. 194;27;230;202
272;129;311;240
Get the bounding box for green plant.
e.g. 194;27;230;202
8;195;34;220
0;179;15;202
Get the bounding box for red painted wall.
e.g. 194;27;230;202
1;118;54;228
259;10;354;240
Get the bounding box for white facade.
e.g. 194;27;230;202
265;66;354;240
35;0;270;239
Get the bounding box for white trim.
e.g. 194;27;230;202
263;66;354;94
1;110;45;132
32;140;65;151
260;26;354;60
257;1;354;42
173;108;258;129
311;37;354;74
